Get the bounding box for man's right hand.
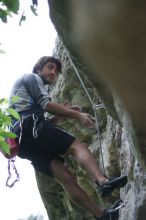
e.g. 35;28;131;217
46;102;95;128
64;100;81;112
77;112;95;128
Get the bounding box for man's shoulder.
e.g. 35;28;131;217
22;73;42;83
23;73;36;80
22;73;45;92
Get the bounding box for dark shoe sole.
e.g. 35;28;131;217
110;199;123;210
94;199;123;219
100;175;127;197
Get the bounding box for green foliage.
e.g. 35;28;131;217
0;8;8;22
1;0;19;13
7;108;20;120
0;98;20;155
0;0;38;23
0;0;19;23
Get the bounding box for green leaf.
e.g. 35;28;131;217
0;98;6;105
0;130;16;138
10;96;20;103
6;108;20;120
0;140;10;154
0;8;7;23
1;0;19;14
0;112;11;125
0;135;5;142
0;98;8;106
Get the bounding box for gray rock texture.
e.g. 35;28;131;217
35;1;146;220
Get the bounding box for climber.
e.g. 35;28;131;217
8;56;127;219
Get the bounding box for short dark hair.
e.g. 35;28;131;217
32;56;62;74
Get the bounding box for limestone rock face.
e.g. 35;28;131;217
35;1;146;220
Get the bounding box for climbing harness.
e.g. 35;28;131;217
64;48;106;174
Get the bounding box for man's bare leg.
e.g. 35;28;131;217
50;159;103;218
66;139;108;184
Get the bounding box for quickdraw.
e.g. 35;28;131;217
32;114;39;139
5;113;39;188
6;157;20;188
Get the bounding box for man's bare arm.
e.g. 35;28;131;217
45;102;95;128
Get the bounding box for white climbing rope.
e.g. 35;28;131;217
62;45;126;214
64;47;106;175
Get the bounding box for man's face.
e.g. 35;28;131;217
39;62;59;84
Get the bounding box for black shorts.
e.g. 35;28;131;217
13;116;75;177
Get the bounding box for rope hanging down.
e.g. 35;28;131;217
64;47;106;175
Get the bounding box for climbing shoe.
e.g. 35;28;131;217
94;199;123;220
96;175;127;197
